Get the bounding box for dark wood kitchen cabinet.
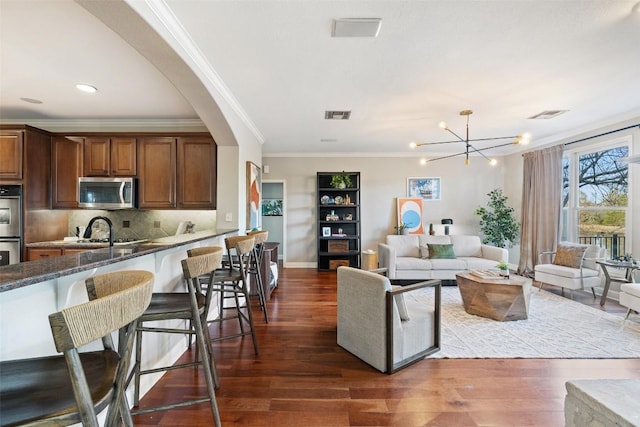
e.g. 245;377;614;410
137;137;177;209
84;137;136;176
52;136;83;209
138;135;216;209
0;130;23;180
177;136;216;209
27;248;62;261
0;126;51;208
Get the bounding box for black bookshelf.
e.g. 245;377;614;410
317;172;361;271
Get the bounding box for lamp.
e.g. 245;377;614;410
441;218;453;235
410;110;531;166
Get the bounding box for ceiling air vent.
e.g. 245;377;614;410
528;110;569;120
325;111;351;120
332;18;382;38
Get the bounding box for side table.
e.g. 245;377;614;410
596;260;640;306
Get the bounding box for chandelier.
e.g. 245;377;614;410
410;110;531;166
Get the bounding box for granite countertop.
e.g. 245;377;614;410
0;228;238;293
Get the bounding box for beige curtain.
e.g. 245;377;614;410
517;145;564;277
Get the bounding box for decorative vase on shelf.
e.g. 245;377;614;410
429;223;435;236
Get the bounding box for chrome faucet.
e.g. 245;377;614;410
83;216;114;247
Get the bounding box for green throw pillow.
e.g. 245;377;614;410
427;243;456;259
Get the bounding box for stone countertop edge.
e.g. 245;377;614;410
0;228;239;293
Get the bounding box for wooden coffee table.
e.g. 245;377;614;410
456;272;532;321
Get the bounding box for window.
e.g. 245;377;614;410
562;140;630;258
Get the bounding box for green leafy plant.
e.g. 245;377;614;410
496;260;509;271
394;223;410;235
330;172;352;189
474;188;520;248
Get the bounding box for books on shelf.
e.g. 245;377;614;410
469;269;508;280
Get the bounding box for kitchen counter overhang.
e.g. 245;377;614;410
1;229;238;293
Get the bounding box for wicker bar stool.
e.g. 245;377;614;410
206;235;260;354
129;249;223;426
0;270;154;427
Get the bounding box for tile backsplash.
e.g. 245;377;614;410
68;210;217;240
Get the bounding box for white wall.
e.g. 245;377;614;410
262;156;507;266
265;117;638;268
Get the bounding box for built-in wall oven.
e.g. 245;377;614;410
0;184;22;266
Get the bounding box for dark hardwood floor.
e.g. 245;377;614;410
133;269;640;426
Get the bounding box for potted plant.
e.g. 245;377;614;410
474;188;520;248
394;223;410;235
330;172;352;189
496;260;510;278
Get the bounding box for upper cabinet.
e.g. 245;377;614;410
52;136;83;209
0;125;51;207
138;137;177;209
0;130;23;180
84;137;136;177
138;135;217;210
177;136;216;209
44;130;216;210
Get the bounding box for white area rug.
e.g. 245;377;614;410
408;286;640;358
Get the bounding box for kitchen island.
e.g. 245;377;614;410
0;228;238;402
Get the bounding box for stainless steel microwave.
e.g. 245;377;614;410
78;177;136;209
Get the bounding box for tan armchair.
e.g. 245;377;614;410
337;266;440;373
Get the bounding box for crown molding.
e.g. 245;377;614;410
0;118;208;133
144;0;265;144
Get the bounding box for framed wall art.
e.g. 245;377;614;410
246;161;262;230
396;197;424;234
407;177;441;201
262;198;283;216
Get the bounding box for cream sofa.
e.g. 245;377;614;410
378;234;508;283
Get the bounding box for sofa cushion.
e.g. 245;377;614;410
449;235;483;257
553;242;588;268
428;243;455;259
386;235;420;258
535;263;599;278
396;257;433;270
428;258;467;270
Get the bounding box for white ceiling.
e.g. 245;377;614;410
1;0;639;159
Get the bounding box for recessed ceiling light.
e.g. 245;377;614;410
76;84;98;93
20;97;43;104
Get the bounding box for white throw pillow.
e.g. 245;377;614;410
386;235;420;258
450;235;482;257
391;285;410;321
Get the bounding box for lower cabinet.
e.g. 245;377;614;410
27;248;62;261
27;247;88;261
